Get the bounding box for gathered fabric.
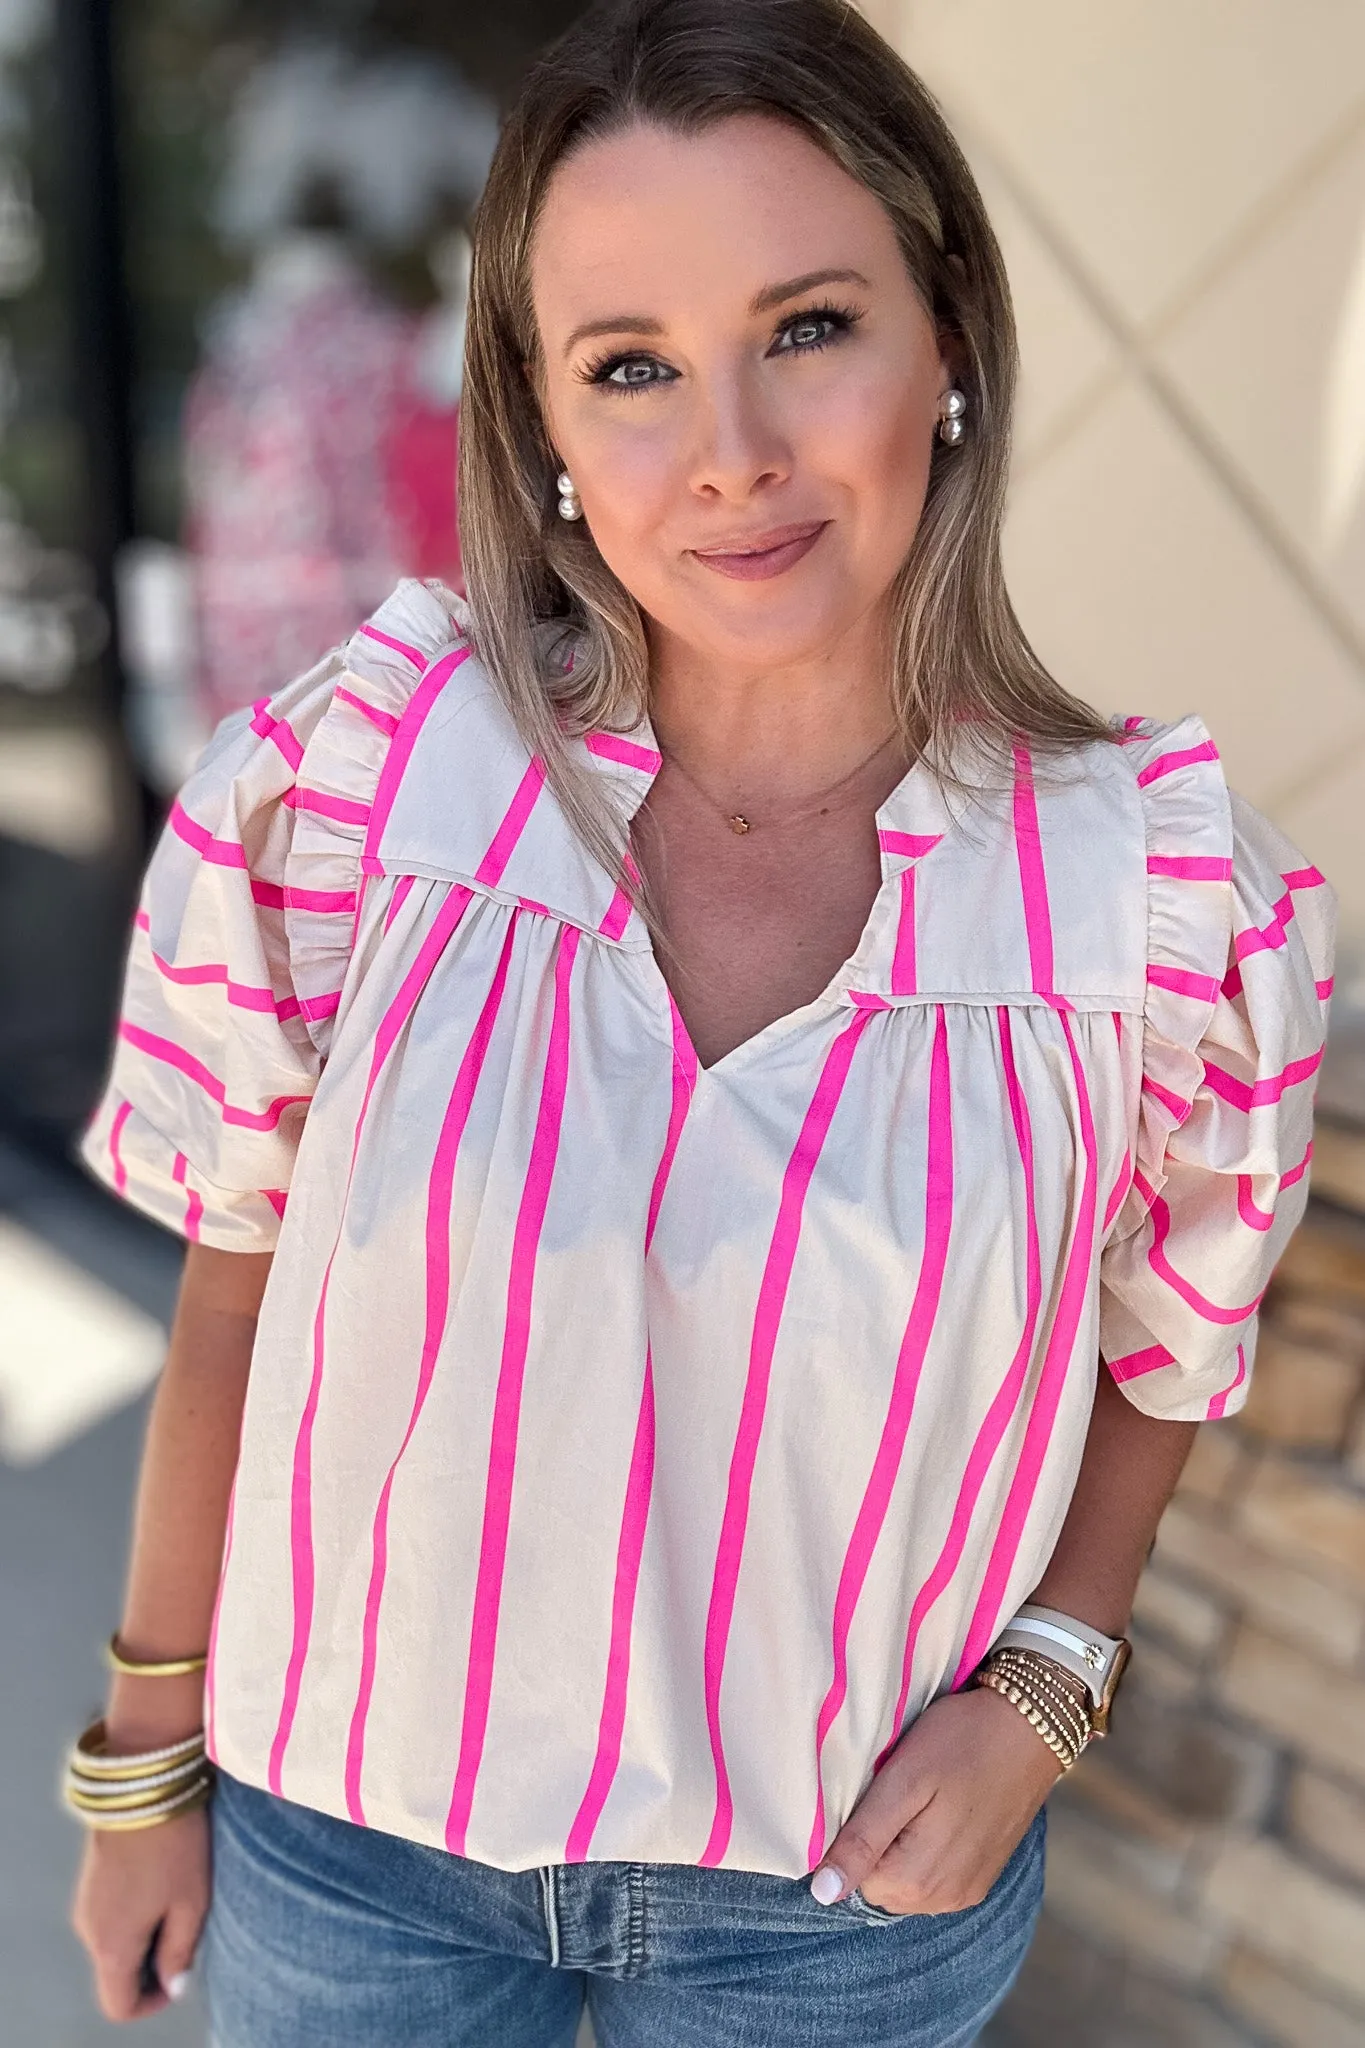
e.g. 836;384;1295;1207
83;579;1334;1880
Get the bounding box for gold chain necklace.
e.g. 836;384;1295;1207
660;729;902;836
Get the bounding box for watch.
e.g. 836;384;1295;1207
990;1603;1132;1734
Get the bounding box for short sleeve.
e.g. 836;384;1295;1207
1099;718;1336;1421
80;578;463;1250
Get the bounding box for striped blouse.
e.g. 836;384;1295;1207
82;579;1335;1880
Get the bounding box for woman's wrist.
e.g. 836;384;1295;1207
104;1672;206;1754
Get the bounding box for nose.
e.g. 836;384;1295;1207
687;360;792;504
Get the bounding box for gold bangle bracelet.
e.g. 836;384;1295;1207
70;1719;206;1779
107;1633;208;1679
66;1772;211;1816
67;1780;213;1832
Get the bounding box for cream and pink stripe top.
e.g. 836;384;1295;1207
83;579;1335;1878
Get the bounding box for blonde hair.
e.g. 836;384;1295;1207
459;0;1111;884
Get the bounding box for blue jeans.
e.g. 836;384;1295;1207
205;1771;1044;2047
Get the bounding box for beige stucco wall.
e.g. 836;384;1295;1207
864;1;1365;1013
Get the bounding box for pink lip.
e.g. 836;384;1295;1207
690;520;828;582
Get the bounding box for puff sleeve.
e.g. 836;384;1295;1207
1099;719;1336;1421
79;579;456;1249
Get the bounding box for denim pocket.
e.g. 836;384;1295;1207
842;1886;907;1926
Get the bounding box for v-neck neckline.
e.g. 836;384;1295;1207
598;722;948;1080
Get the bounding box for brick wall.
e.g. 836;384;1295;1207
993;1150;1365;2047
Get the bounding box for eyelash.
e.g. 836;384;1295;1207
579;301;864;395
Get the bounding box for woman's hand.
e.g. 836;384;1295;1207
72;1805;210;2021
812;1686;1062;1915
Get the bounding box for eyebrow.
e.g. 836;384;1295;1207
561;268;872;359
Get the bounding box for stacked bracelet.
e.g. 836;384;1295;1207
974;1646;1095;1772
63;1719;213;1832
987;1648;1093;1757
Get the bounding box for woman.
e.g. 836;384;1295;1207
70;3;1333;2043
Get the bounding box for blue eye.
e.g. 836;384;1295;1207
585;354;678;394
772;305;860;356
608;359;665;387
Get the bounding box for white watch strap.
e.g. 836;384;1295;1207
991;1604;1124;1708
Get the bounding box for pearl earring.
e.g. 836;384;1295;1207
556;471;583;521
937;389;967;445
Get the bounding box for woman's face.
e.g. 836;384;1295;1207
531;114;953;676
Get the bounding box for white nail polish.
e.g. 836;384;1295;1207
810;1865;845;1905
164;1972;191;2002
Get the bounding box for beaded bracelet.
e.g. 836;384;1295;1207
986;1650;1094;1755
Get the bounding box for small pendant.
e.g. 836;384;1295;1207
729;815;752;835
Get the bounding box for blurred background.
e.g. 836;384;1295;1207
2;2;1363;2042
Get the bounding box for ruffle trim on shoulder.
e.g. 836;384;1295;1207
282;579;470;1053
1112;714;1233;1236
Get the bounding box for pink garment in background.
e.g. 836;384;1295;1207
184;263;411;726
386;383;462;592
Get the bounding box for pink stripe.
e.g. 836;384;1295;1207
808;1007;953;1864
119;1021;309;1131
171;1151;203;1242
1146;855;1233;881
700;1005;877;1866
890;866;917;997
263;1189;288;1219
108;1097;132;1195
598;881;634;942
586;731;663;775
1122;716;1146;733
1108;1342;1174;1383
1203;1046;1323;1112
1222;962;1244;1002
1237;1142;1312;1233
1103;1150;1133;1232
1283;866;1326;891
251;880;357;914
1234;891;1294;962
203;1467;239;1765
950;1010;1099;1690
298;990;342;1023
137;912;329;1022
383;872;416;934
335;685;400;737
1143;1075;1192;1123
1146;1195;1264;1323
1136;740;1220;787
1012;745;1054;993
446;925;582;1854
358;621;431;669
168;800;247;869
282;786;371;825
363;646;470;863
565;999;698;1861
1206;1344;1247;1420
1148;964;1221;1002
475;758;548;889
249;700;305;772
868;1008;1042;1769
878;830;944;859
1317;976;1335;1001
344;920;519;1823
267;885;475;1795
